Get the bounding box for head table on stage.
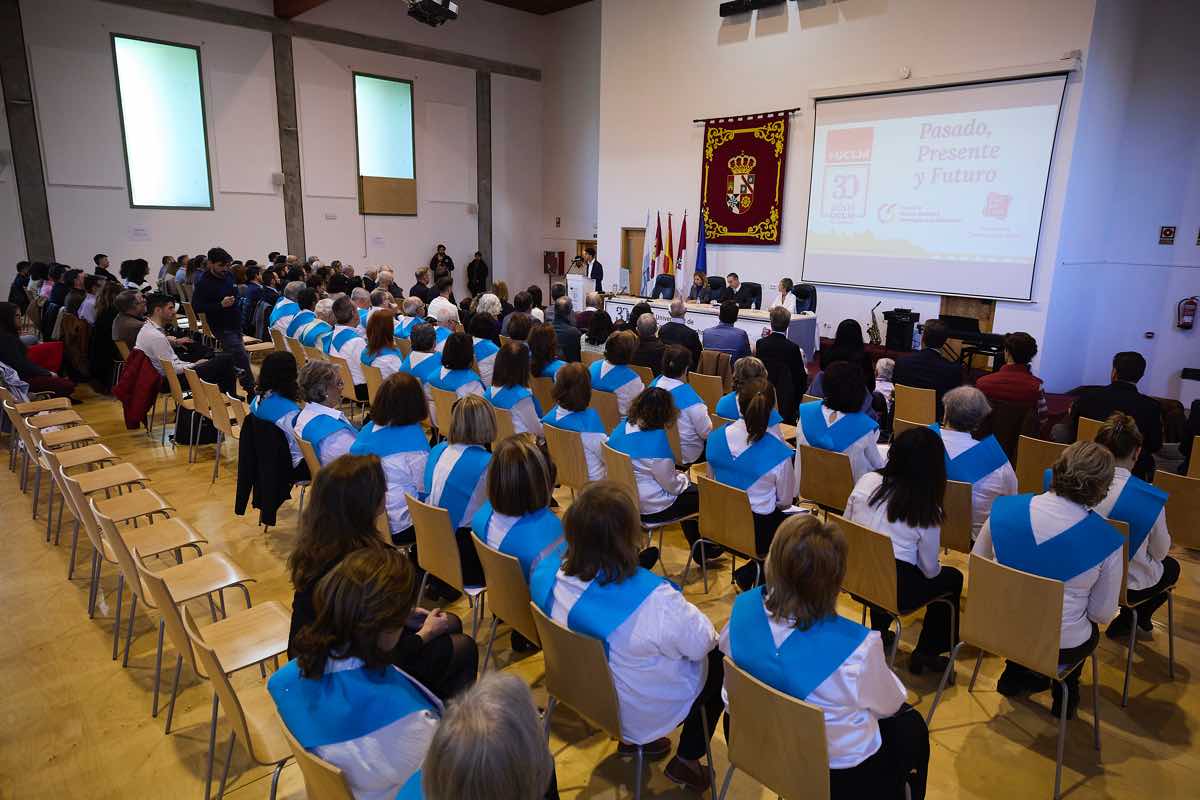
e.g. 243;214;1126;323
602;295;819;361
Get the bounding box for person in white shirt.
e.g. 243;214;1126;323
935;386;1018;538
589;330;645;419
845;427;963;676
135;294;239;395
427;276;459;325
768;277;797;314
249;352;304;471
530;483;724;793
651;345;712;464
350;286;372;331
294;360;358;466
268;280;306;334
486;342;544;437
362;310;405;381
432;303;459;354
973;441;1123;718
795;361;884;489
326;296;369;400
542;362;608;481
79;275;100;325
720;514;928;799
874;357;895;417
468;313;500;388
1092;412;1178;641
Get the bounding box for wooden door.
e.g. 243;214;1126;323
621;228;646;297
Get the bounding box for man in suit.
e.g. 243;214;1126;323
1071;351;1163;479
551;296;582;363
754;306;808;424
701;301;751;363
632;312;666;376
659;298;702;368
574;291;602;333
466;251;489;297
583;246;603;293
409;267;433;305
891;319;962;419
717;272;755;309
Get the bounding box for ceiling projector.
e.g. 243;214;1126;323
407;0;458;27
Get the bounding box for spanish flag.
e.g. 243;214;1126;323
652;212;663;280
664;212;675;274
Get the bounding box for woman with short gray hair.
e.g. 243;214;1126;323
972;441;1123;719
293;360;358;465
473;292;502;319
936;386;1017;538
424;673;556;800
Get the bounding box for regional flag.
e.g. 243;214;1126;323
695;218;708;279
652;212;664;281
676;213;688;275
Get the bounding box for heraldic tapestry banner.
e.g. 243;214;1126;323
700;111;790;246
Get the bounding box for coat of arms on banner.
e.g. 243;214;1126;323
699;111;790;246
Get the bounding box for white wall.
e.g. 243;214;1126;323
22;0;287;269
0;80;28;285
492;73;545;296
596;0;1098;384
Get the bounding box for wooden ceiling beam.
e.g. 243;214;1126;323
274;0;331;19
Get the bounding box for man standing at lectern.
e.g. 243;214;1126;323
583;247;603;293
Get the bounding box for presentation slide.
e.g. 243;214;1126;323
802;75;1066;300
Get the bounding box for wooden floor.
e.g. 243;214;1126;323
1;388;1197;800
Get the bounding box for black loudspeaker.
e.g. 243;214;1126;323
719;0;785;17
883;309;920;352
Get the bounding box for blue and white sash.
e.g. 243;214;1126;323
607;421;675;461
434;327;452;348
425;443;491;529
350;422;430;458
706;426;794;491
729;587;869;700
716;391;782;426
299;411;357;449
363;347;403;367
298;320;333;349
400;351;442;383
396;771;423;800
537;359;566;380
530;562;666;655
269;298;299;327
250;392;300;424
652;376;705;412
488;384;540;415
541;406;608;435
286;309;316;338
1108;476;1168;558
473;338;500;365
429;368;481;393
932;424;1009;484
798;401;877;453
357;308;370;329
589;360;641;393
394;316;419;339
472;504;565;580
330;327;362;354
990;494;1124;582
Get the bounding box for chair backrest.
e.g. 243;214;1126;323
711;413;734;432
132;550;202;674
91;498;152;605
666;421;683;464
530;376;555;415
327;355;358;404
529;603;622;740
1015;435;1067;494
181;302;200;332
697;474;758;557
941;480;974;554
894;384;936;424
55;466;105;555
830;514;899;615
499;334;512;348
405;493;466;590
581;350;604;368
472;535;541;647
227;393;248;426
723;659;830;800
430;387;458;433
960;554;1064;678
1189;436;1200;480
1075;416;1104;442
492;405;516;443
160;359;188;405
798;445;854;512
361;362;384;405
114;340;131;360
397;337;412;358
269;328;287;352
198;313;215;339
3;400;39;458
600;444;641;512
891;417;924;438
183;368;213;419
630;364;653;386
297;437;322;477
801;393;821;406
589;389;620;432
687;371;724;414
286;337;307;366
280;723;355;800
302;345;326;363
205;381;235;439
544;425;589;492
1153;470;1200;550
986;401;1038;461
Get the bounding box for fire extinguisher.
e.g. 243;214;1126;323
1179;296;1199;330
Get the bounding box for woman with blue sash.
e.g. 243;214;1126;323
294;361;358;466
486;342;544;437
297;298;335;350
268;282;302;333
714;357;784;439
795;361;884;488
327;297;370;400
1092;413;1177;641
541;363;608;481
608;387;700;557
589;330;645;417
531;483;724;793
651;345;712;464
349;373;431;544
469;312;501;387
271;548;442;800
361;310;404;380
432;322;454;353
934;387;1017;538
393;296;425;340
285;287;318;338
973;442;1123;718
529;324;566;381
845;427;963;676
425;395;495;587
720;515;928;799
427;333;485;430
706;380;798;590
250;352;305;474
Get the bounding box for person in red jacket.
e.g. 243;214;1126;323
974;331;1047;420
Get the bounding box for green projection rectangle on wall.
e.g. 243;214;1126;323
354;73;417;215
111;35;213;209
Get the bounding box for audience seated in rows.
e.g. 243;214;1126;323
590;330;645;418
892;319;961;420
1071;351;1162;479
650;345;712;464
542;362;608;481
488;341;544;437
701;301;751;363
795;361;884;487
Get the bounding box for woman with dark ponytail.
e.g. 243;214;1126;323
704;379;798;590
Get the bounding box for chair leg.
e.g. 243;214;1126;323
700;540;708;594
215;732;236;800
1053;677;1069;800
414;572;429;611
633;745;643;800
87;552;101;618
1121;607;1137;707
968;651;984;692
204;692;220;800
44;479;54;541
164;656;183;734
889;616;902;667
482;616;499;674
67;520;81;579
121;593;139;667
925;642;963;726
151;620;165;717
211;433;222;483
700;704;717;800
297;484;306;517
1167;592;1175;680
32;465;41;519
1091;652;1102;756
717;764;736;800
111;575;125;660
268;760;285;800
542;696;557;742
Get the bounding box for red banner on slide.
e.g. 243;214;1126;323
699;111;790;246
825;127;874;164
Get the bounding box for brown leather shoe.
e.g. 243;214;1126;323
665;755;713;792
618;737;671;760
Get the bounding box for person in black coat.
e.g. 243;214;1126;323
631;313;665;376
891;319;961;419
550;297;582;363
429;244;455;282
717;272;756;309
466;251;489;297
754;306;808;424
583;246;603;293
659;299;702;368
1071;351;1163;479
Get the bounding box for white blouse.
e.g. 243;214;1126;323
598;361;645;417
1093;467;1171;591
293;403;356;466
508;394;544;438
939;427;1018;538
545;407;607;481
769;292;797;314
794;406;884;490
655;376;712;463
426;443;487;530
845;472;942;579
711;419;797;514
619;421;691;515
329;326;368;386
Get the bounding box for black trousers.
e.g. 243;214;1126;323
675;648;726;760
190;352;240;397
394;615;478;701
354;383;368;402
1112;556;1180;629
1002;623;1100;696
642;485;700;545
869;561;963;656
455;526;485;587
829;705;929;800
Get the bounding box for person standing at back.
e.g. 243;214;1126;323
192;246;255;392
1070;351;1162;480
466;251;489;297
891;319;961;420
753;306;807;424
582;246;603;293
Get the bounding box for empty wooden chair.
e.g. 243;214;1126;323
941;480;974;555
269;328;287;352
925;555;1102;800
406;494;487;635
718;659;830;800
530;376;555;417
688;371;724;414
894;384;936;425
798;445;855;514
160;359;196;447
589;389;621;433
40;442;146;547
682;474;759;593
1075;417;1104;442
472;535;543;671
1016;435;1068;495
543;424;590;497
286;337;307;367
183;368;235;465
280;724;355;800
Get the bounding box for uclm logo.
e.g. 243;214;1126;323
826;128;874;163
